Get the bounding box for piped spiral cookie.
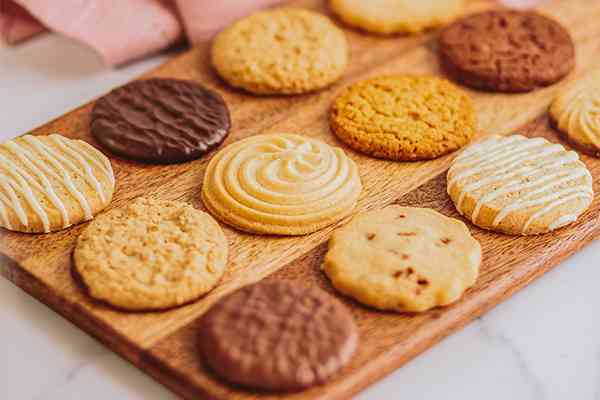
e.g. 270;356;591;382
201;134;362;235
448;135;593;235
550;70;600;157
0;134;115;233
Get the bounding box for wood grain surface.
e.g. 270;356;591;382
1;0;600;399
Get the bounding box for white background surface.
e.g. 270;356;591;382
1;34;600;400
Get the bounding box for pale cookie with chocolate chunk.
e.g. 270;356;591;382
330;0;465;35
322;206;481;312
74;197;228;311
0;134;115;233
330;75;475;161
211;8;348;95
448;135;593;235
550;69;600;157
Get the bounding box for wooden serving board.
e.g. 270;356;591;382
2;0;600;398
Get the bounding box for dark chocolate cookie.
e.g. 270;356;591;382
91;78;230;163
439;10;575;92
199;281;358;392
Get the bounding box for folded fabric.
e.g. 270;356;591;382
0;0;541;66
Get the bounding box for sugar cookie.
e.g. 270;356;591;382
448;135;593;235
322;206;481;312
330;75;475;161
202;134;362;235
0;134;114;233
330;0;464;35
74;197;228;310
550;69;600;157
211;8;348;95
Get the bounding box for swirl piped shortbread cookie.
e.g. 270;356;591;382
201;133;362;235
74;197;228;311
0;134;115;233
448;135;593;235
322;206;481;312
550;69;600;157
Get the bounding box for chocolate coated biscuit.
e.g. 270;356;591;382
439;10;575;92
199;281;358;391
91;78;230;163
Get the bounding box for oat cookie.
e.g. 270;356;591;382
550;69;600;157
74;197;228;311
201;133;362;235
448;135;593;235
199;281;358;391
330;0;464;35
330;75;475;161
211;8;348;95
322;206;481;312
0;134;115;233
439;10;575;92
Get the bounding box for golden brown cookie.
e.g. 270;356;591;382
74;197;228;311
448;135;593;235
211;8;348;95
0;134;115;233
201;133;362;235
322;206;481;312
330;75;476;161
330;0;465;35
550;69;600;157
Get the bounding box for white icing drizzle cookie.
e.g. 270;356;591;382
447;135;593;235
0;134;115;233
550;69;600;156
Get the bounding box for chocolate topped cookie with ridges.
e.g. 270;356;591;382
439;10;575;92
91;78;230;163
448;135;593;235
0;134;114;233
74;197;228;311
199;281;358;391
201;133;362;235
330;0;464;35
330;75;475;161
322;206;481;312
212;8;348;95
550;69;600;157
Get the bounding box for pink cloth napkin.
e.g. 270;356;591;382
0;0;285;65
0;0;541;66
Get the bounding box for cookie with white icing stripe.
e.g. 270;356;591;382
447;135;593;236
550;69;600;157
0;134;115;233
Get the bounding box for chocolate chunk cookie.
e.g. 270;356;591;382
91;78;231;163
199;281;358;391
439;10;575;92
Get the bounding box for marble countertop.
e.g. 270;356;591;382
1;34;599;400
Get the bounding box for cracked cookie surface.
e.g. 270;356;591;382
330;75;475;161
74;197;228;311
439;10;575;92
211;8;348;95
322;206;481;312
